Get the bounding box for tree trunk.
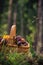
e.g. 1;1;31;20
20;5;24;37
41;0;43;54
36;0;42;55
20;10;24;37
13;2;18;25
7;0;13;34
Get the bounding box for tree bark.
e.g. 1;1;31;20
20;5;24;37
7;0;13;34
20;10;24;37
13;2;18;25
36;0;42;55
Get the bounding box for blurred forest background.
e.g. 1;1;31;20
0;0;43;57
0;0;37;37
0;0;37;39
0;0;43;65
0;0;43;56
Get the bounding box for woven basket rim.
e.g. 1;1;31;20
7;44;30;49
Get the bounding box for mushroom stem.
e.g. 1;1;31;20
10;25;16;38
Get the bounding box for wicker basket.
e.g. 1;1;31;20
7;43;30;53
0;36;30;53
17;44;30;53
6;44;18;53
